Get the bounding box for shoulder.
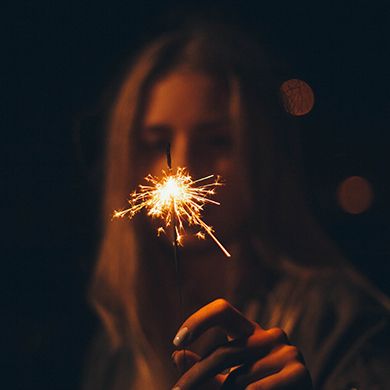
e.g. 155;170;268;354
265;259;390;388
276;259;389;321
323;317;390;389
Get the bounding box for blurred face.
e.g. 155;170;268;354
136;71;249;251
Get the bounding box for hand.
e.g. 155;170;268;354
171;299;312;390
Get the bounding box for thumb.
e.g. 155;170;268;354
172;349;225;389
171;349;200;375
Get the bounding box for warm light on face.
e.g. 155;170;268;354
136;72;248;247
113;167;231;257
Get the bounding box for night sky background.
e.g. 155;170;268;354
4;1;390;389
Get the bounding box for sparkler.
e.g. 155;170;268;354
113;149;231;258
113;145;230;369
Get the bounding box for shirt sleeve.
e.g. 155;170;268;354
323;318;390;390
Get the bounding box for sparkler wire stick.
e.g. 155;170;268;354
166;144;183;313
166;143;187;365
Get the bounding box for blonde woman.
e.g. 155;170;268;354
84;24;389;390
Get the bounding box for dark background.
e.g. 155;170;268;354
4;1;389;389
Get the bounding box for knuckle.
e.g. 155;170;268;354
290;361;308;377
266;327;287;343
213;298;231;312
284;345;299;360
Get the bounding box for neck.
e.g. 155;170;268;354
178;242;243;311
144;236;270;321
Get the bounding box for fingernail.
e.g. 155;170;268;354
171;350;182;367
173;327;189;347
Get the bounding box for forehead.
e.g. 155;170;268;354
143;71;230;125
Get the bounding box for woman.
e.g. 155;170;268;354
84;24;389;389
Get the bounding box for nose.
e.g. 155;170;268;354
168;132;207;177
170;132;190;169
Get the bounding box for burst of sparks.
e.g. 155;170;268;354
113;167;231;257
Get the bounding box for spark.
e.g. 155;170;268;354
196;231;205;240
113;167;231;257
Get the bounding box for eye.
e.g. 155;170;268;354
207;133;232;149
195;121;233;152
198;130;232;152
139;125;170;151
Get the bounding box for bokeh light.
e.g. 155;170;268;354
280;79;315;116
337;176;374;215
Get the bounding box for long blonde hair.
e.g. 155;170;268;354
88;23;345;388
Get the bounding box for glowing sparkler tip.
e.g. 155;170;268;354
113;167;230;257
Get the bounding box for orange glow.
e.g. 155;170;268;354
280;79;315;116
113;167;231;257
337;176;374;214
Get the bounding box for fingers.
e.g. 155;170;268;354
171;328;282;390
172;350;225;390
244;362;311;390
222;344;301;388
172;350;200;375
173;299;256;348
171;300;310;390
